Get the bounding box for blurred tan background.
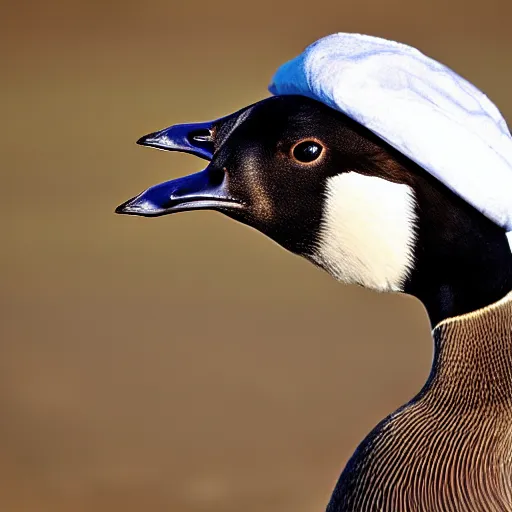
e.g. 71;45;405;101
2;0;512;510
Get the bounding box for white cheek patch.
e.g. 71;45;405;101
311;172;417;292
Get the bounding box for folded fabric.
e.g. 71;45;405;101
268;33;512;249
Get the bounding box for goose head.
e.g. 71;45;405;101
116;95;512;326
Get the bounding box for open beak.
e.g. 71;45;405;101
137;121;214;160
115;168;242;217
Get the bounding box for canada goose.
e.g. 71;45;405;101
116;33;512;511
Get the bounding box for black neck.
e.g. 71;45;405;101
402;173;512;328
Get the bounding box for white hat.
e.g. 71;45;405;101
268;33;512;249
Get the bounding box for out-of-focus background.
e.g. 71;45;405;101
3;1;511;510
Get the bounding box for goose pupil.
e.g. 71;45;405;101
294;141;321;162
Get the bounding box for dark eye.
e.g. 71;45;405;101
292;141;323;163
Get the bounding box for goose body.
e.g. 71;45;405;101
116;34;512;512
328;291;512;511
